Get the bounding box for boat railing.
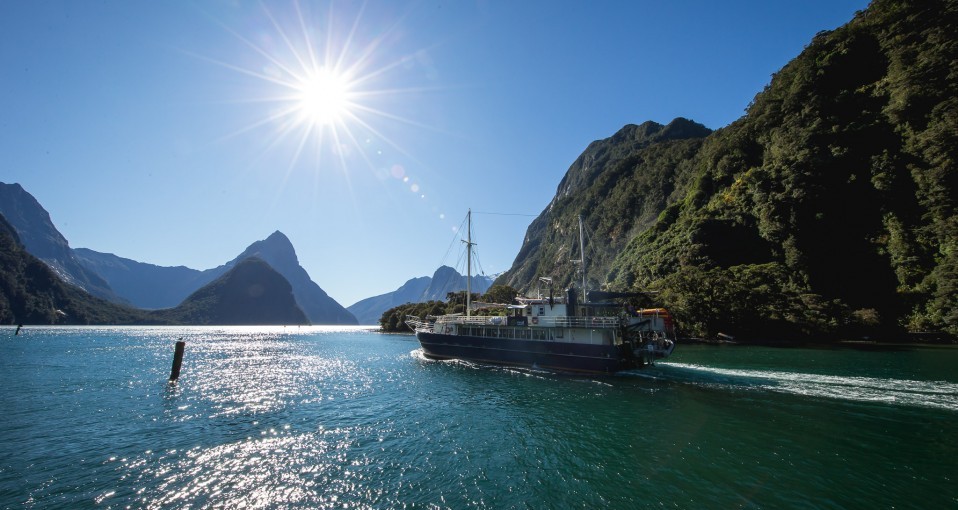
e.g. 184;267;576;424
404;315;434;332
434;314;621;329
536;316;621;328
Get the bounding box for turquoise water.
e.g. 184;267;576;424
0;327;955;509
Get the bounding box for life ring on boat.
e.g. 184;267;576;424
531;317;539;325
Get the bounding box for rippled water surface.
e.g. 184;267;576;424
1;327;955;508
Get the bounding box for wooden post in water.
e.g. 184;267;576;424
169;339;186;382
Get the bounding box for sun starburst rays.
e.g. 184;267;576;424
200;1;432;180
188;1;465;230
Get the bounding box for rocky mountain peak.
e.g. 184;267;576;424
237;230;298;266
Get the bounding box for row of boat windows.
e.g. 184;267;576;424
459;326;615;345
461;326;556;341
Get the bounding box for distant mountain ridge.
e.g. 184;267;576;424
1;182;356;325
1;213;308;325
72;249;208;309
153;257;309;325
348;265;492;324
0;182;126;304
76;232;357;325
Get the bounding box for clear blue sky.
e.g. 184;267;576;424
1;1;868;307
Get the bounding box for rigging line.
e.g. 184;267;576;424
454;230;486;278
472;245;486;277
471;211;538;217
438;214;470;270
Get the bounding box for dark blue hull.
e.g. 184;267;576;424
416;332;643;374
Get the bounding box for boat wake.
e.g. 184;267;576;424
409;348;612;383
657;363;958;412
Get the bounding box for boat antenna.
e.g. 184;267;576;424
578;214;587;302
463;209;476;317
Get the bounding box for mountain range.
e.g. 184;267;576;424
347;265;493;324
0;213;308;326
3;0;956;339
74;231;355;324
0;182;354;325
0;183;126;304
0;181;491;327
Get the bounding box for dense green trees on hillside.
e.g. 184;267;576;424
379;286;520;333
0;215;164;325
501;0;958;341
618;0;958;339
499;119;712;295
482;285;520;305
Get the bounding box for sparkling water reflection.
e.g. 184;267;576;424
0;327;955;508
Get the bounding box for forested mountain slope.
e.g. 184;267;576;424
497;118;711;295
500;0;957;340
0;214;163;325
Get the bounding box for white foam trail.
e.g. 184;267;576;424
408;349;597;382
661;363;958;411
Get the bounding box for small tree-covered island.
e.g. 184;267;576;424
2;0;956;342
384;0;958;344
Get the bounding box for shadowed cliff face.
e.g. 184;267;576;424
0;213;164;325
0;182;123;303
76;229;358;325
160;257;308;325
0;182;70;260
498;118;712;297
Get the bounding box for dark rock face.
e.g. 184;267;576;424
1;183;355;324
78;231;357;325
160;257;308;326
219;231;357;325
0;213;161;326
0;182;125;303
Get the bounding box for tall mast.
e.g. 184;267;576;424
465;209;473;317
578;214;587;302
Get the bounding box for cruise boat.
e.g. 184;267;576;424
406;212;676;374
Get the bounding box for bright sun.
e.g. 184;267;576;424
211;2;421;170
295;68;352;126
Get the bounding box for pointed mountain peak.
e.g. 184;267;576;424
265;230;292;246
431;265;462;281
238;231;298;265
